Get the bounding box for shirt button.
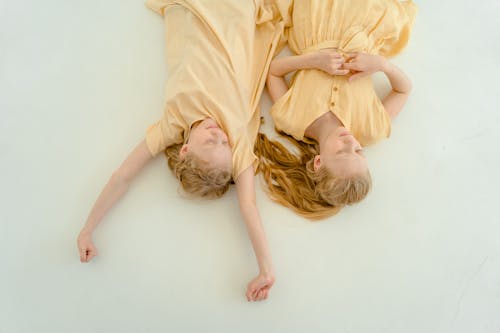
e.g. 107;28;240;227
330;101;335;107
333;87;338;92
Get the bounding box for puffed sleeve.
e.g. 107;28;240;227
145;106;185;156
373;0;417;57
145;0;170;16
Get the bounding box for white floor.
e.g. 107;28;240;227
1;1;500;332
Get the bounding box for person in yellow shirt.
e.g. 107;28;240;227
256;0;417;220
76;0;286;302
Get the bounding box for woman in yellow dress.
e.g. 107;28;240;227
76;0;285;301
257;0;417;219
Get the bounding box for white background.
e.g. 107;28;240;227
1;1;499;332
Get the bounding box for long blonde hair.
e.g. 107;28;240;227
165;144;232;199
254;132;372;220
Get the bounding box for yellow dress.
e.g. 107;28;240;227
144;0;285;179
270;0;417;146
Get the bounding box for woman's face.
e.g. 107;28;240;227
180;118;232;171
316;127;368;177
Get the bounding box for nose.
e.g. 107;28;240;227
341;136;358;151
210;128;222;137
342;135;355;144
210;129;227;142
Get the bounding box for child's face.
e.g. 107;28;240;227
316;127;368;177
181;118;232;172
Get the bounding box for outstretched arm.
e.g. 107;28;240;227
235;166;275;302
77;140;154;263
266;50;349;103
342;53;412;119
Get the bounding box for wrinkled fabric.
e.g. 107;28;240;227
270;0;417;146
145;0;285;179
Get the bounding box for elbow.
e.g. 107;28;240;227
266;73;274;90
268;59;276;76
267;67;277;84
394;79;412;95
406;78;413;94
268;58;281;77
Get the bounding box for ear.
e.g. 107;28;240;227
179;144;189;160
313;155;321;171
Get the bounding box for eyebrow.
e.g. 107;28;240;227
334;152;364;161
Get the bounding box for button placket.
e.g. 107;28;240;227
330;80;339;110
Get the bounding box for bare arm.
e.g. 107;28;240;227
235;166;274;302
342;53;412;119
379;61;412;119
267;50;349;103
77;140;154;262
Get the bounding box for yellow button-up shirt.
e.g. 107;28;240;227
271;0;417;146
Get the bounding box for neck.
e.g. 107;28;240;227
305;112;343;150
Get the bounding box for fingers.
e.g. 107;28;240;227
79;247;97;263
341;62;359;71
246;283;256;301
334;69;350;76
246;285;270;302
346;52;357;57
79;248;87;263
251;287;260;301
330;59;345;67
246;275;274;302
87;248;97;262
246;288;255;301
324;58;345;73
246;284;257;301
253;288;265;302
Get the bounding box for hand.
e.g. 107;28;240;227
77;230;98;263
312;49;350;76
342;52;387;82
246;272;275;302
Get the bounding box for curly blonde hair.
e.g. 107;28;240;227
254;132;372;220
165;144;232;199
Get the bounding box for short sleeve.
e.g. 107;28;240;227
354;97;391;147
145;0;170;16
145;110;185;156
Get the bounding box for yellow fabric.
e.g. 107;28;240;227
270;0;417;146
144;0;284;179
